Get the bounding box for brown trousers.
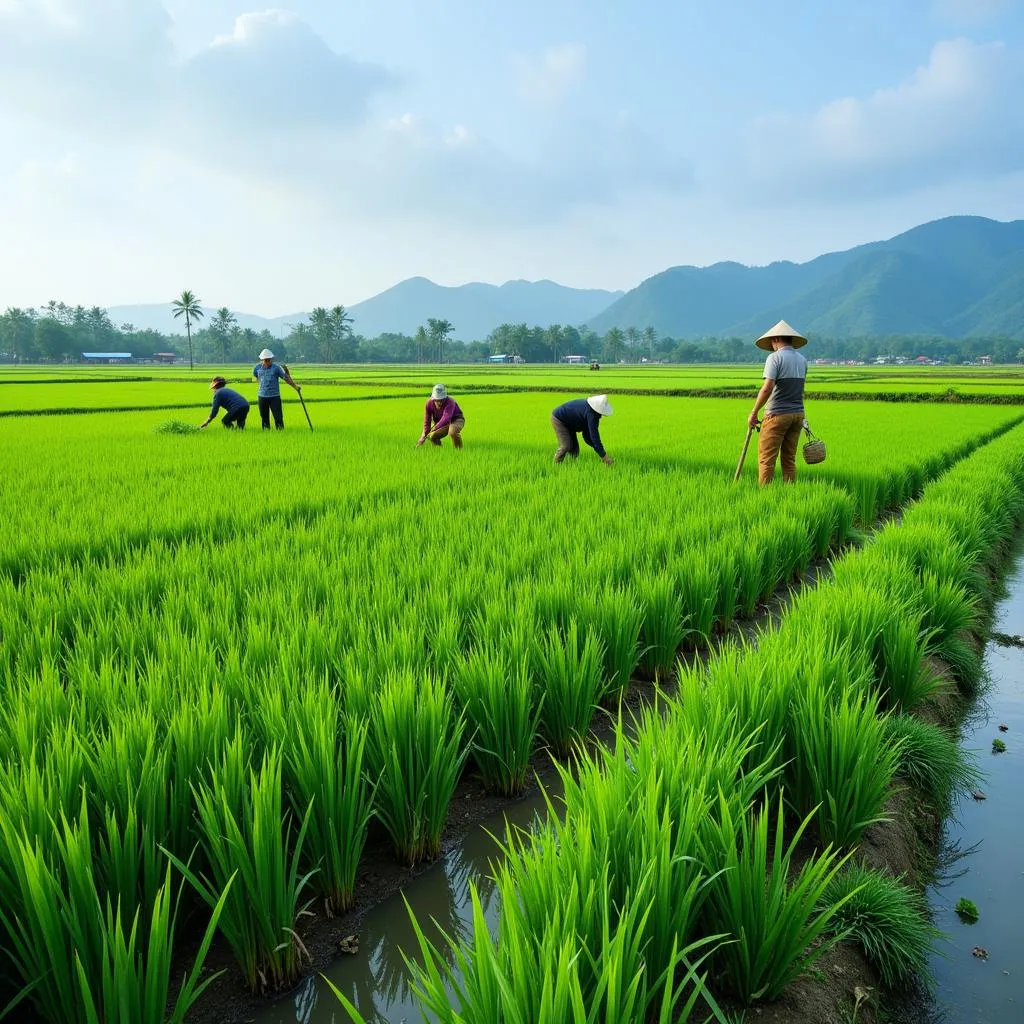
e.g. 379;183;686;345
758;412;804;484
431;417;465;448
552;415;580;462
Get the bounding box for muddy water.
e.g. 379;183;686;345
254;789;553;1024
926;542;1024;1023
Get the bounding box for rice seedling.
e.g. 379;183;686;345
698;793;855;1004
531;620;607;756
787;684;900;849
0;799;228;1024
166;746;315;992
283;692;372;915
637;572;685;678
880;714;980;809
819;865;939;989
452;643;541;795
581;585;644;699
359;672;469;865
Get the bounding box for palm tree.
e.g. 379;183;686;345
427;318;454;363
329;305;354;363
642;326;657;361
171;290;204;370
209;307;238;361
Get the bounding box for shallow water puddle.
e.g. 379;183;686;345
254;790;550;1023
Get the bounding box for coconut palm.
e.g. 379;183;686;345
171;291;204;370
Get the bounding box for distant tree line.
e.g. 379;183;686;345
3;301;1021;366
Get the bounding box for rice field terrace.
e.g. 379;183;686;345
1;367;1023;1023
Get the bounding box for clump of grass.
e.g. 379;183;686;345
788;684;900;849
152;420;197;434
531;620;606;756
360;672;469;866
992;737;1007;753
698;793;853;1004
881;714;979;808
166;744;314;992
819;865;939;988
955;898;979;922
453;643;541;796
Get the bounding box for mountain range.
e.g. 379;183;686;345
107;216;1024;342
589;216;1024;339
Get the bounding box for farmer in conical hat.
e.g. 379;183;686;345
417;383;465;448
253;348;302;430
199;376;250;430
551;395;614;465
748;320;808;484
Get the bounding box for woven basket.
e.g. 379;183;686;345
803;439;827;465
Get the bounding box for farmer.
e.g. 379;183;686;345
551;395;614;465
199;376;249;430
417;384;465;448
748;320;808;484
253;348;302;430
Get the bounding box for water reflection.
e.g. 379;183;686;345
256;793;549;1024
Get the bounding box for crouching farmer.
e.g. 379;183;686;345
551;395;614;465
748;320;808;484
417;384;465;448
199;376;249;430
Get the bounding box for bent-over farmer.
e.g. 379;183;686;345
199;376;249;430
417;384;465;448
551;395;614;465
748;320;808;484
253;348;301;430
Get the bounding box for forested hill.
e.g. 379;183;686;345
588;216;1024;340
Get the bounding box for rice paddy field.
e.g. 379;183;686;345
1;364;1023;1023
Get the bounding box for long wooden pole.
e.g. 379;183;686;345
733;426;755;482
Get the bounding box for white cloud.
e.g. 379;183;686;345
511;43;587;104
743;38;1024;201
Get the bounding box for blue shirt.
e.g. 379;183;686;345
552;399;607;457
209;386;248;419
253;362;286;398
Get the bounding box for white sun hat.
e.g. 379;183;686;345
587;394;613;416
755;320;807;351
258;348;275;360
431;383;448;400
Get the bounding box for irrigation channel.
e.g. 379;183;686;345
922;536;1024;1024
249;544;1024;1024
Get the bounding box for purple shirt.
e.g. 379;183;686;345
424;397;463;433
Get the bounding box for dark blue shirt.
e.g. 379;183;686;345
253;362;286;398
210;386;249;419
552;398;606;457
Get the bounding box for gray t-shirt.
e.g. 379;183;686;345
763;347;807;415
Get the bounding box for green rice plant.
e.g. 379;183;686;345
330;886;728;1024
819;866;939;989
637;571;684;678
698;793;854;1004
531;620;607;756
166;746;314;992
676;552;719;644
877;615;943;712
735;545;765;618
581;585;644;699
452;643;541;796
283;692;372;915
881;714;980;808
787;684;900;849
361;672;469;865
0;801;227;1024
955;897;979;921
152;419;197;434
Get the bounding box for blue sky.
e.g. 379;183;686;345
2;0;1023;314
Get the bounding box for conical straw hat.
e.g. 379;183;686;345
755;320;807;351
587;395;613;416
